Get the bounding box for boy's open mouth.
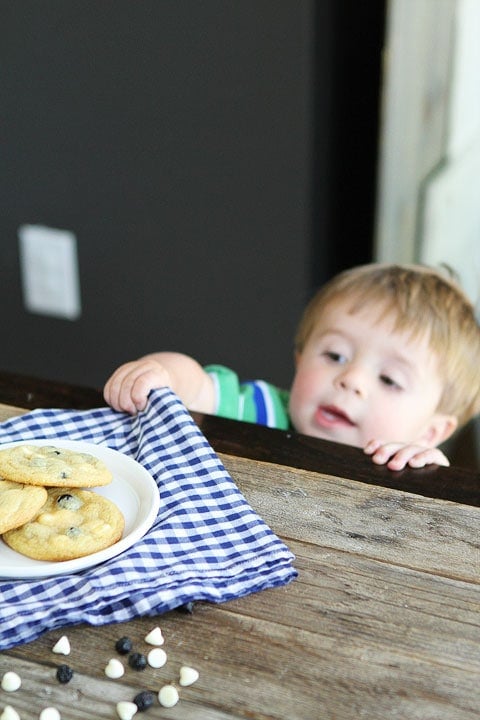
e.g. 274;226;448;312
315;405;356;428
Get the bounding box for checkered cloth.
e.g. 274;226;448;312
0;388;296;649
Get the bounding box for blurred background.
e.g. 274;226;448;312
1;0;479;464
1;0;383;388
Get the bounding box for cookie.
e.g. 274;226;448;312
2;487;125;561
0;444;113;488
0;478;48;534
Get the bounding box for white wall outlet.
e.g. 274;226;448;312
18;224;82;320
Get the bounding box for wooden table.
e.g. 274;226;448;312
0;372;479;719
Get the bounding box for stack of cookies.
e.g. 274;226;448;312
0;444;125;561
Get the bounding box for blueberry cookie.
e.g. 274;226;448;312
0;478;48;534
3;487;125;561
0;444;113;487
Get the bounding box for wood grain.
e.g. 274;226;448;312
3;544;479;719
0;391;479;719
220;454;480;582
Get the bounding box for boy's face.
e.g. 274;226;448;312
289;300;453;449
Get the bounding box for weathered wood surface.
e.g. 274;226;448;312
0;400;479;719
220;454;480;582
2;540;479;720
0;403;26;421
2;541;479;719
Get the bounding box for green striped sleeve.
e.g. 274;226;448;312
205;365;291;429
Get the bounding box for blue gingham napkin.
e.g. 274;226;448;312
0;388;296;649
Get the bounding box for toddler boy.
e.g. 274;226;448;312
103;264;480;470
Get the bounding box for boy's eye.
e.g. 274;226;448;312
324;351;346;364
380;374;401;390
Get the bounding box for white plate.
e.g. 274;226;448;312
0;439;160;579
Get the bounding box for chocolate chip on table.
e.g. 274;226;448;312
179;665;199;686
128;652;147;671
115;636;133;655
144;626;164;645
133;691;154;711
39;709;61;720
0;705;21;720
52;635;71;655
158;684;179;708
147;647;167;668
1;671;22;692
56;664;73;684
104;658;125;679
115;702;137;720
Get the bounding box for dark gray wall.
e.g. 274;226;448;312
1;1;383;392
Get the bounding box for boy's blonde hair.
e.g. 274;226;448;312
294;263;480;429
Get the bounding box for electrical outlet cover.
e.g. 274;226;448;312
18;224;82;320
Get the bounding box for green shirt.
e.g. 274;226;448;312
205;364;291;430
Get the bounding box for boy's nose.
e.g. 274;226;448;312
335;366;366;397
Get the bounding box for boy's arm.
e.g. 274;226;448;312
363;439;450;471
103;352;216;415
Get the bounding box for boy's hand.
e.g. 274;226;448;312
103;358;171;414
363;439;450;471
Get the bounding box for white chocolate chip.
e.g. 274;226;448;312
39;709;61;720
158;684;179;708
179;665;199;686
1;671;22;692
52;635;70;655
144;626;164;645
147;647;167;668
115;701;138;720
0;706;21;720
104;658;125;679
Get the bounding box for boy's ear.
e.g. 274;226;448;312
421;414;458;447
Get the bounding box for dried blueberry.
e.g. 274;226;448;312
128;652;147;671
65;526;81;538
57;493;81;510
57;493;73;504
56;664;73;684
115;636;133;655
133;691;154;711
